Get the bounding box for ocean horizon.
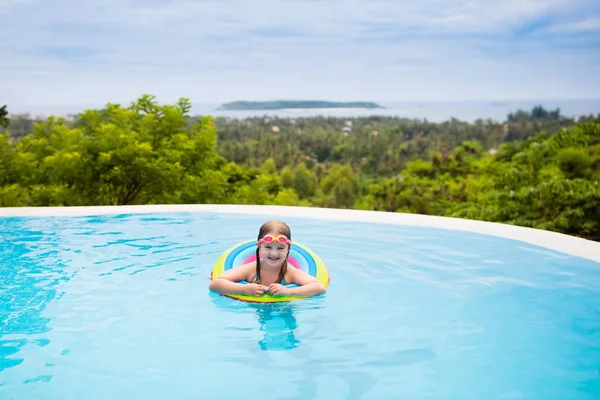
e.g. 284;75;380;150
8;98;600;124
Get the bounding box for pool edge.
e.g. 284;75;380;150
1;204;599;263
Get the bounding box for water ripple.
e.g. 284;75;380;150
1;213;599;399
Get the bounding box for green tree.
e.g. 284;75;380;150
320;164;360;208
292;162;317;199
262;157;277;174
555;148;594;179
0;105;8;128
5;95;223;206
272;188;302;206
280;166;294;189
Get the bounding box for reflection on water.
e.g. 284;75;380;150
207;294;410;399
252;303;300;351
209;294;301;351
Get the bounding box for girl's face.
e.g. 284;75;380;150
258;234;290;269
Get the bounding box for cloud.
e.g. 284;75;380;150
543;17;600;33
1;0;599;113
0;0;35;13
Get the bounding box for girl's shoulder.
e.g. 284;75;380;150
284;265;302;283
285;265;319;285
235;262;257;281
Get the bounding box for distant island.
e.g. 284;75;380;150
217;100;384;110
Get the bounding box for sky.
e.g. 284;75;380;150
1;0;600;114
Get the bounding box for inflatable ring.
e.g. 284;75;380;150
211;240;329;303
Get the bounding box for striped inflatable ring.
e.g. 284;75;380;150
210;240;330;303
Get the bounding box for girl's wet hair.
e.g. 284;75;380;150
253;220;292;284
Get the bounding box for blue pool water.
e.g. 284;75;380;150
1;212;599;399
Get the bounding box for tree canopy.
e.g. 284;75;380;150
2;95;598;241
0;105;9;129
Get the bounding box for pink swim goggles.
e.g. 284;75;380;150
258;235;292;245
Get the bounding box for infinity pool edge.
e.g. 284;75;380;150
1;204;598;263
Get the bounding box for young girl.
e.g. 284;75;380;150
209;220;327;297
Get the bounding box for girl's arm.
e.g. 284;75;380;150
209;263;263;294
284;268;326;296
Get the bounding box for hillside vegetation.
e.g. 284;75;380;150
1;95;598;240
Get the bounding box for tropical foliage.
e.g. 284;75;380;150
1;95;598;241
0;105;9;129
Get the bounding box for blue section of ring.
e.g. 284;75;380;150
292;244;316;276
223;241;317;277
224;241;251;270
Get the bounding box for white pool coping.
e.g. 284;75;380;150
1;204;599;263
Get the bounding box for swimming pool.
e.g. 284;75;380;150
1;205;599;399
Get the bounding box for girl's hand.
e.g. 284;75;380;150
244;283;268;296
268;283;289;296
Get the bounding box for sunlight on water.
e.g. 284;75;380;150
1;212;599;399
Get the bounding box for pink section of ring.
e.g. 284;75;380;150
242;254;301;269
